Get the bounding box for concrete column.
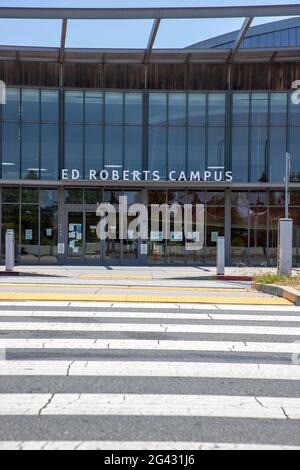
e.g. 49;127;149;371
278;218;293;276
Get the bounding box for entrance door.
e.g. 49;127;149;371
65;207;140;265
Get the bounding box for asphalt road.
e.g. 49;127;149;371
0;301;300;450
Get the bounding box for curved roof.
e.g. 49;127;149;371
188;17;300;49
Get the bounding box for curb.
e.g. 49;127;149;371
0;272;20;277
216;276;253;281
253;283;300;306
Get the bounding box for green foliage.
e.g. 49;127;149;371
254;272;300;286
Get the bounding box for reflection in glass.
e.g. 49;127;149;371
64;189;83;205
148;127;167;179
232;127;249;182
41;90;59;122
251;93;268;126
208;94;226;126
2;88;20;121
250;126;268;182
21;205;39;263
168;127;186;178
232;93;250;126
149;93;167;126
85;92;104;124
21;188;39;204
104;126;123;168
124;126;143;173
125;93;143;125
207;127;225;167
169;93;186;126
290;127;300;182
2;187;20;203
21;123;39;179
231;206;249;266
40;206;58;264
41;124;59;180
2;122;20;179
22;89;40;122
65;91;84;123
1;205;19;263
188;94;206;127
249;207;268;266
64;124;84;178
85;125;103;178
187;127;205;175
105;93;123;125
270;93;287;126
85;211;101;259
269;127;287;182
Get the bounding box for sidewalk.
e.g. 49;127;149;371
0;266;293;305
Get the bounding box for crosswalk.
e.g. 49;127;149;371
0;301;300;450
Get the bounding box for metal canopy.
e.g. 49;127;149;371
0;5;299;65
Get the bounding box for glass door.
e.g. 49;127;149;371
66;211;84;259
85;211;101;261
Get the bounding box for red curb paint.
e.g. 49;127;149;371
216;275;253;281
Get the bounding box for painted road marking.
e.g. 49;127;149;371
0;321;298;335
0;310;299;322
0;394;299;419
1;338;300;354
0;361;299;380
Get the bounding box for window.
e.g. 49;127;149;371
85;92;104;125
232;93;250;126
41;90;59;123
148;127;167;179
188;94;206;127
22;89;40;122
2;122;20;179
2;88;20;121
21;123;40;180
41;124;59;180
64;124;84;178
169;93;186;126
149;93;167;126
208;94;226;126
125;93;143;125
104;126;123;169
65;91;84;123
232;127;249;182
124;126;143;173
84;126;103;179
105;93;123;125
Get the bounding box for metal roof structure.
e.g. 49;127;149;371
0;5;300;65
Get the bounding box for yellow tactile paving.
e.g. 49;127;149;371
0;292;292;305
0;283;248;293
79;275;153;280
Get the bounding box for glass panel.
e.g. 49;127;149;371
232;127;249;183
2;88;20;121
85;211;101;259
21;89;40;122
207;127;225;168
232;93;250;126
124;126;143;173
206;191;225;205
148;190;167;205
1;205;19;263
2;187;20;203
105;92;123;125
148;127;167;179
41;90;59;122
64;189;83;205
208;93;226;126
187;191;205;205
149;93;167;126
85;91;104;124
231;205;249;266
104;126;123;169
249;207;268;267
269;191;285;206
84;189;103;205
187;127;206;175
249;191;267;206
251;93;268;126
41;124;59;180
188;94;206;127
290;207;300;267
232;191;249;206
104;190;122;207
124;191;142;205
168;127;186;179
270;93;287;126
20;205;39;263
290;191;300;206
67;212;84;258
40;206;58;264
21;188;39;204
168;93;186;126
85;125;103;179
290;92;300;126
269;127;287;183
64;124;84;178
125;93;143;125
290;127;300;182
40;189;58;206
2;122;20;179
105;213;120;262
250;126;268;183
21;123;39;179
65;91;84;123
168;191;186;205
269;207;285;266
207;207;225;266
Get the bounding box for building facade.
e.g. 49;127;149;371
0;16;300;267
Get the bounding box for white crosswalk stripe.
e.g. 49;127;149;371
0;302;300;450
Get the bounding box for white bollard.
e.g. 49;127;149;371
217;236;225;276
278;218;293;276
5;229;15;273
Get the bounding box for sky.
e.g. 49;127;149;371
0;1;298;48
